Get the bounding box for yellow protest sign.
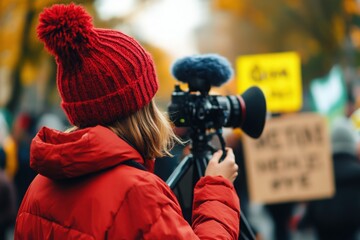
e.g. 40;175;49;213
243;113;334;204
236;52;302;112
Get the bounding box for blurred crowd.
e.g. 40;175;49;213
0;109;67;239
224;107;360;240
1;105;360;240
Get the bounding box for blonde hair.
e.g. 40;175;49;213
65;100;182;159
108;100;182;159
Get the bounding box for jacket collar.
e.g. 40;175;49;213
30;125;150;179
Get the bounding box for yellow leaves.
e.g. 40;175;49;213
282;0;303;10
3;136;18;179
20;60;37;86
332;15;346;46
0;0;28;69
33;0;70;11
0;68;13;107
141;43;175;110
350;26;360;48
212;0;246;14
351;108;360;130
212;0;272;32
250;9;273;32
282;31;320;63
344;0;360;15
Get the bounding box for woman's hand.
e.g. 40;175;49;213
205;148;239;183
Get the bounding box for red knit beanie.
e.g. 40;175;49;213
37;3;158;127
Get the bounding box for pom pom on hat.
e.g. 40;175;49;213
37;3;94;56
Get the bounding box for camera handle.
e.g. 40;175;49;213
166;128;256;240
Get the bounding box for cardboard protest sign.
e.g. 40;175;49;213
243;113;334;204
236;52;302;113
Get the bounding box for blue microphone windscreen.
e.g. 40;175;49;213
171;54;233;87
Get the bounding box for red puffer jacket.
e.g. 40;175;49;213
15;125;240;239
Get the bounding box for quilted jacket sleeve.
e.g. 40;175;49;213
192;176;240;239
107;174;240;239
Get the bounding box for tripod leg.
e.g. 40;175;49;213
166;155;193;189
194;156;207;178
166;154;256;239
240;208;256;239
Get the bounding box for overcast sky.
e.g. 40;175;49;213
95;0;207;58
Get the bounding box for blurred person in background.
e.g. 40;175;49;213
0;163;17;240
35;112;66;133
0;147;5;170
12;112;37;207
263;113;296;240
0;110;18;239
0;111;18;180
15;3;240;239
225;130;263;240
225;130;250;216
264;202;295;240
299;116;360;240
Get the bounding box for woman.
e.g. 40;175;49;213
15;3;240;239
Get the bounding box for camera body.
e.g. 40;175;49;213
168;85;242;130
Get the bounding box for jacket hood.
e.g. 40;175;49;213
30;125;150;179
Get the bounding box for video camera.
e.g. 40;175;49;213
168;54;267;140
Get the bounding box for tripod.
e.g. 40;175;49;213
166;127;256;240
